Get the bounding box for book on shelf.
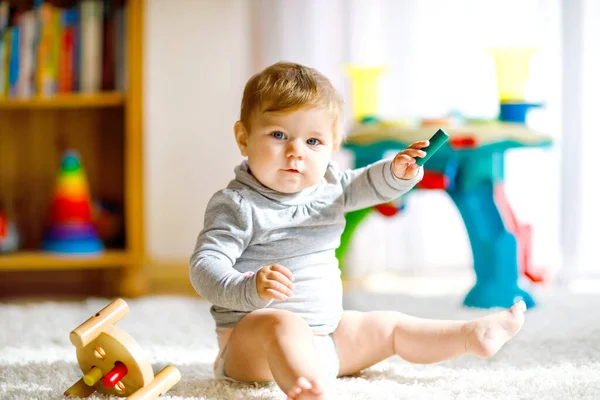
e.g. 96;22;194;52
0;0;126;100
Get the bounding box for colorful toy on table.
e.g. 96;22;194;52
42;150;104;254
489;47;543;124
340;62;551;309
339;122;552;310
64;298;181;399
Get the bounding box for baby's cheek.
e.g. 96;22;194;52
318;157;331;176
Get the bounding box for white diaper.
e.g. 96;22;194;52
213;329;339;383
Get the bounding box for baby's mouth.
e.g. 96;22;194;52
284;168;300;173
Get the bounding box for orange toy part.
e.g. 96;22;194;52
420;117;452;126
64;299;181;399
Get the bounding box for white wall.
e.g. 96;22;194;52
144;0;562;279
145;0;251;260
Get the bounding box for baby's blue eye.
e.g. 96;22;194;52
272;131;286;140
307;138;321;146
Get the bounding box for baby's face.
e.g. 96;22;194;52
244;107;336;194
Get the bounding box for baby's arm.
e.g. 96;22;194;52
189;189;270;311
338;157;424;213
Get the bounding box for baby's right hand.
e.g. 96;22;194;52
256;264;295;301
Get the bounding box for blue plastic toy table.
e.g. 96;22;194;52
338;122;552;309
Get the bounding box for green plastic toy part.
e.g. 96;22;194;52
416;128;450;166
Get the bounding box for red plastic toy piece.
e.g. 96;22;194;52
101;362;128;388
417;171;449;190
449;136;477;149
375;203;398;217
0;212;6;239
494;184;546;283
50;196;93;223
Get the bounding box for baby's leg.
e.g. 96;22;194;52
333;302;526;376
224;308;329;399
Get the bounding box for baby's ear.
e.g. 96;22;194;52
234;121;248;156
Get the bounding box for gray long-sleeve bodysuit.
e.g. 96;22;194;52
189;159;423;335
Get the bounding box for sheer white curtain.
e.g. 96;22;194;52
250;0;562;278
561;0;600;278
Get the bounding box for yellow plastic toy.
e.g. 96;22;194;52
344;65;386;122
488;47;538;101
64;299;181;399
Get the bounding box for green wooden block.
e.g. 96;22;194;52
416;128;449;166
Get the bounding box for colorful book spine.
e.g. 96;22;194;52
0;1;8;96
101;0;114;91
0;2;7;31
59;8;78;93
79;0;103;93
8;22;19;97
17;10;36;98
1;28;10;97
36;3;51;95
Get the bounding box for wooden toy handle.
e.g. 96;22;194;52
70;298;129;348
126;365;181;400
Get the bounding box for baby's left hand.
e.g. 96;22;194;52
392;140;429;180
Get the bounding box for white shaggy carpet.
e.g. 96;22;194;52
1;288;599;400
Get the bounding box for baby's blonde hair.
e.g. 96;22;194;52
239;61;345;148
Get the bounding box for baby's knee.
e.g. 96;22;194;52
250;309;310;338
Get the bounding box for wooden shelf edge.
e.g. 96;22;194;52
0;92;125;110
0;250;133;270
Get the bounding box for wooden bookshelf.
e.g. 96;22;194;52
0;92;125;109
0;0;147;298
0;250;132;270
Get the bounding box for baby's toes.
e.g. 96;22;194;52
511;300;527;314
287;377;312;399
308;379;324;395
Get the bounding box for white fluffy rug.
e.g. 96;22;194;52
1;288;599;400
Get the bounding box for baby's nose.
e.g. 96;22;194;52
286;141;304;159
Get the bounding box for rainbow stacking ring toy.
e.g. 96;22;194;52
42;150;104;255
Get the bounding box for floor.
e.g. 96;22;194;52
2;285;599;399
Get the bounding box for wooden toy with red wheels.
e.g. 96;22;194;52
64;299;181;399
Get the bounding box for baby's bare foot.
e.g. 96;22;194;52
465;300;526;358
286;377;327;400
